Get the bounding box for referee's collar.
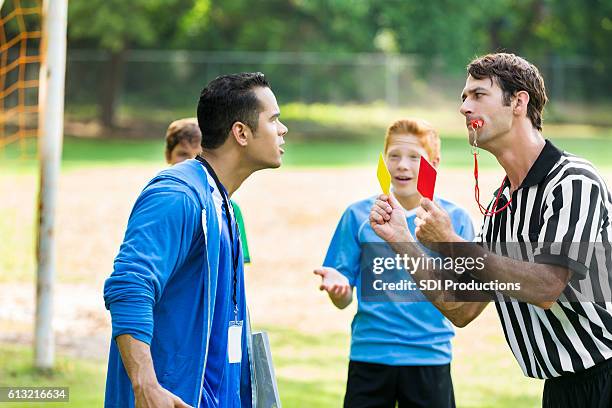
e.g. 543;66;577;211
497;139;563;195
518;139;563;189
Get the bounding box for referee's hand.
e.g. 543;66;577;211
369;194;412;243
415;198;457;246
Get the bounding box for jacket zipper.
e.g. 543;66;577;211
196;206;212;408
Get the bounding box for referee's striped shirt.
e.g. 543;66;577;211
477;139;612;379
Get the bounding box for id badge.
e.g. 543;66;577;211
228;320;243;364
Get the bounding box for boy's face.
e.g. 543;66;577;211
244;87;288;170
167;141;202;165
385;134;437;200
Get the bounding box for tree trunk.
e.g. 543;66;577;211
99;49;126;129
511;0;546;51
488;18;504;52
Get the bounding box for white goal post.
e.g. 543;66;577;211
34;0;67;370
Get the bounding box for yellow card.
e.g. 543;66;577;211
376;153;391;195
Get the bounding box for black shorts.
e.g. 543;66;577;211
343;360;455;408
543;358;612;408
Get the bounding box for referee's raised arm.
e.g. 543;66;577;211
369;193;490;327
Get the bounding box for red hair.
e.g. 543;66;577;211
384;118;440;162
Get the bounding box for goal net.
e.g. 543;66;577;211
0;0;41;157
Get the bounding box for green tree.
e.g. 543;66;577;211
68;0;202;128
174;0;378;52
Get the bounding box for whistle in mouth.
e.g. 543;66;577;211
469;119;484;129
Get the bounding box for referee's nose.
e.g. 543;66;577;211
460;100;473;118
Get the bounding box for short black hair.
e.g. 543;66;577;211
196;72;271;149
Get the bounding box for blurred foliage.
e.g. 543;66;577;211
39;0;612;128
67;0;196;51
66;0;612;66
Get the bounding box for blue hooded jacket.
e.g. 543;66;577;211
103;159;255;407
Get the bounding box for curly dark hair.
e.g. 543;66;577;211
468;53;547;131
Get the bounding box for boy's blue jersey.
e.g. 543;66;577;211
323;195;475;366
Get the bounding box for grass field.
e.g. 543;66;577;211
0;313;542;407
3;102;612;174
2;130;612;176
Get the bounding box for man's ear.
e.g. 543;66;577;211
513;90;530;116
230;121;250;147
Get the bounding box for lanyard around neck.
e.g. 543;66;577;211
469;122;513;217
195;155;241;317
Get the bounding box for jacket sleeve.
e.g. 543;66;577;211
103;183;201;345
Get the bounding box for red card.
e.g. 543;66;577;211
417;156;437;200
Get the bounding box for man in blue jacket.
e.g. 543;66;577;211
103;72;288;408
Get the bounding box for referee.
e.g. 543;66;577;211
369;53;612;407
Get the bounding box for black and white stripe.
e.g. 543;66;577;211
478;140;612;379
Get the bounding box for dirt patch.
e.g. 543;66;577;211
2;165;611;360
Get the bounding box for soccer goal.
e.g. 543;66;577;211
0;0;67;370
